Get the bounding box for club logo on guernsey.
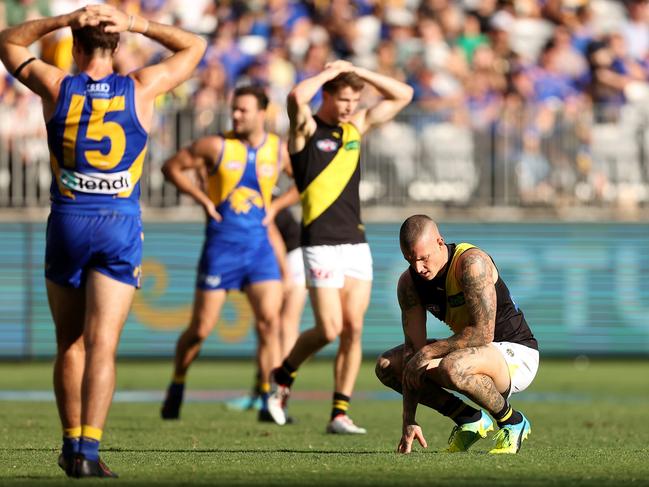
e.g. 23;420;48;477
258;163;276;178
225;160;244;170
316;139;338;152
61;168;132;194
86;82;112;97
344;140;360;151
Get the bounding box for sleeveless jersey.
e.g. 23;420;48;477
46;73;148;215
409;243;538;349
290;116;365;246
206;132;281;239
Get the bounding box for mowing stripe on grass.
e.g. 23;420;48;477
0;389;625;403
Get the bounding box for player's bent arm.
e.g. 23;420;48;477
397;271;427;425
351;67;413;135
407;250;497;371
397;271;427;361
267;221;290;285
129;19;206;99
161;136;221;207
456;249;497;345
286;91;315;154
0;12;80;110
287;65;345;153
266;185;300;224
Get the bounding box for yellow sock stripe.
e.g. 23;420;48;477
173;374;186;384
497;406;513;423
333;400;349;411
64;426;82;438
259;382;271;394
289;371;297;379
81;425;103;442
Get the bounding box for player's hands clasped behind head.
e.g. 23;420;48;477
67;5;105;30
69;4;131;33
397;423;428;454
324;60;355;74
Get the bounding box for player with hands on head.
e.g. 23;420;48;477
0;3;206;477
267;59;413;433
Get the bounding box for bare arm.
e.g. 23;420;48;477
0;7;100;115
262;144;299;225
161;136;222;221
267;220;290;287
287;63;350;154
94;5;206;99
402;249;497;390
351;67;413;135
396;271;429;454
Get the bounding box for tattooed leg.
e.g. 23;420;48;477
376;345;464;413
432;346;510;416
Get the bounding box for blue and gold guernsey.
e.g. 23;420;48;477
46;73;148;215
206;132;281;238
44;73;147;289
196;132;283;291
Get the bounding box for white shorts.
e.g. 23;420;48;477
286;247;305;287
303;243;373;288
491;342;539;397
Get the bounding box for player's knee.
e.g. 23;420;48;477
375;354;394;385
437;357;464;388
56;336;84;354
324;325;343;343
257;315;280;335
340;322;363;344
187;323;211;343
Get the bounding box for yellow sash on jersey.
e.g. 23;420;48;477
300;122;361;226
207;133;280;209
445;242;478;333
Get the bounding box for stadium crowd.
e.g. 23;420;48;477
2;0;649;208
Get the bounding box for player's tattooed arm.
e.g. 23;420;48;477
457;249;497;346
402;251;497;391
397;271;427;362
397;271;427;426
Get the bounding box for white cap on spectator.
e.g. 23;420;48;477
309;25;330;46
238;36;268;56
490;10;514;32
385;7;416;28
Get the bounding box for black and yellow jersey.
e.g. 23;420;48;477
290;116;365;246
409;243;538;350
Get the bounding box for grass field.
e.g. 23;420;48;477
1;359;648;486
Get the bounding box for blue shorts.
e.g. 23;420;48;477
196;232;280;291
45;211;143;288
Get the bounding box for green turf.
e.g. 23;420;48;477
1;359;648;486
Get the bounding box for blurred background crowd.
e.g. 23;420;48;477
2;0;649;211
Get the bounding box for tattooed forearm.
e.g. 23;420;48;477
402;384;419;423
459;251;496;345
